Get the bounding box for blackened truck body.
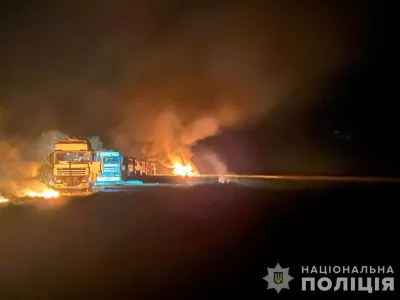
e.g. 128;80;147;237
121;156;156;179
95;150;156;183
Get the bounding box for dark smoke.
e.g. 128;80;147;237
0;1;372;169
109;2;371;167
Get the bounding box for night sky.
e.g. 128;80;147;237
0;0;395;175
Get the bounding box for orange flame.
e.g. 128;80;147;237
172;163;197;177
24;189;59;199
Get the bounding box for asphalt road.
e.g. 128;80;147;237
0;180;398;299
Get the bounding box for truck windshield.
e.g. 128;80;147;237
104;156;119;164
104;157;119;163
55;152;90;164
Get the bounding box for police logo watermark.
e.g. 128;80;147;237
263;263;293;293
274;272;283;284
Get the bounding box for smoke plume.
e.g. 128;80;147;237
0;140;46;197
109;2;370;168
0;1;372;171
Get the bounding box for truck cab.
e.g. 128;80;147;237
51;137;102;192
95;150;123;183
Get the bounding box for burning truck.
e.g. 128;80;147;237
49;137;102;193
37;137;198;192
94;150;156;184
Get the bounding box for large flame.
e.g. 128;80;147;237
0;188;60;204
24;189;59;199
172;163;197;177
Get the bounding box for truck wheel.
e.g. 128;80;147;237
87;185;94;193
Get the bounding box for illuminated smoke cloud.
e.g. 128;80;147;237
109;2;367;168
0;1;371;171
0;140;46;197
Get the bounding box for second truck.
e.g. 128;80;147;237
95;150;156;184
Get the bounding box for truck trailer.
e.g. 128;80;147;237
121;156;156;179
94;150;156;184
